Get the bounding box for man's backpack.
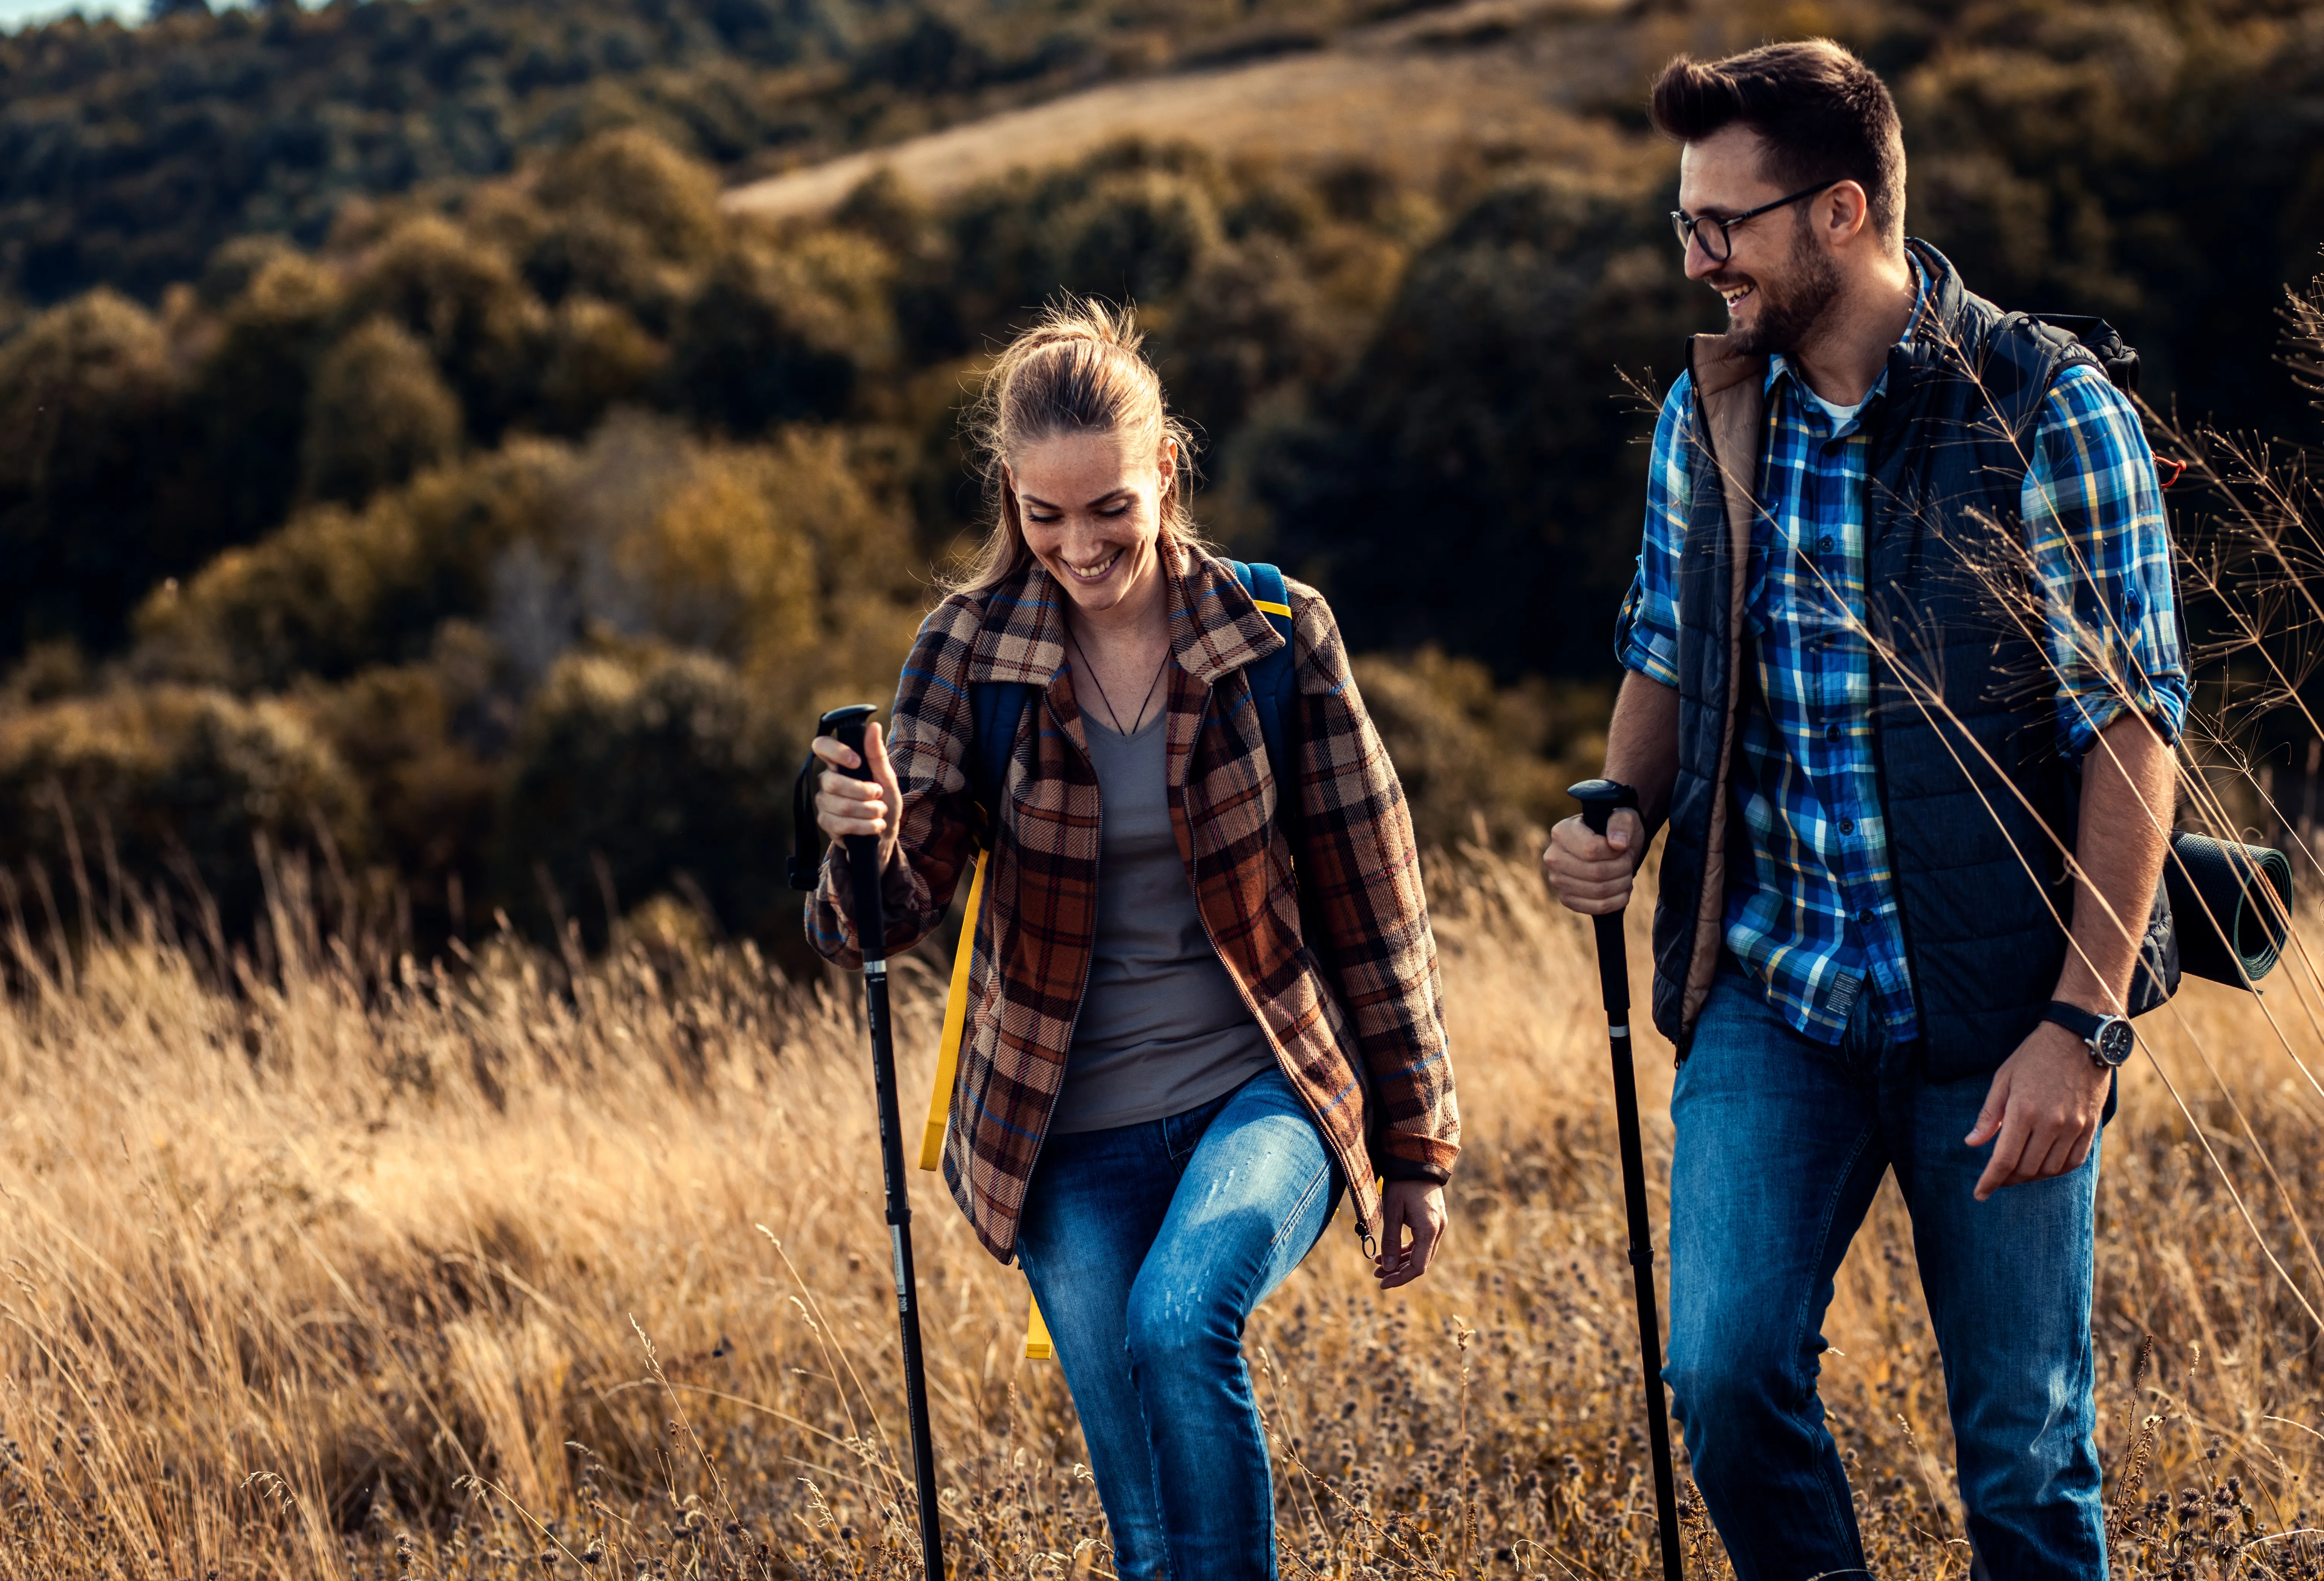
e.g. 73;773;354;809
2012;313;2141;394
2008;313;2294;1007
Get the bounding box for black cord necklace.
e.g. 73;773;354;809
1068;625;1171;736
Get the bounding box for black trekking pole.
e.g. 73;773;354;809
1567;778;1683;1580
824;703;946;1579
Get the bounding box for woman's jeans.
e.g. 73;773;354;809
1013;1066;1342;1581
1667;964;2106;1579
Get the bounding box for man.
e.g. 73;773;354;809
1543;39;2186;1578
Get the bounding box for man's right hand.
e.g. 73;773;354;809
1542;809;1645;916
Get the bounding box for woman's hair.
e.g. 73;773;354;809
951;296;1201;593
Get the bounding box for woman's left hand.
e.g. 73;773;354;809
1373;1180;1448;1290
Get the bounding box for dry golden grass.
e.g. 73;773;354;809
0;841;2317;1579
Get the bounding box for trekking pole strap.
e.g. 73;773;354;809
921;845;989;1171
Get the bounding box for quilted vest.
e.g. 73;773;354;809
1651;242;2177;1081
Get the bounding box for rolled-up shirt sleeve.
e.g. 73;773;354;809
2021;362;2189;759
1615;372;1694;690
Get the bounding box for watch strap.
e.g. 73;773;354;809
2041;1000;2106;1042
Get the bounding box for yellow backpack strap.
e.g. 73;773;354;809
1024;1294;1053;1360
919;845;989;1172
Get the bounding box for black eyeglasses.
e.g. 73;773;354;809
1670;180;1841;263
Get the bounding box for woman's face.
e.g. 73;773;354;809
1008;429;1176;617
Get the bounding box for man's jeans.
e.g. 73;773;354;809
1667;964;2106;1578
1014;1067;1342;1581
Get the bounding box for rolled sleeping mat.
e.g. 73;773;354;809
2164;831;2296;987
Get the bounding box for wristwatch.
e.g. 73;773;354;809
2042;1000;2135;1069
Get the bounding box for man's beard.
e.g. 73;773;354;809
1718;222;1845;358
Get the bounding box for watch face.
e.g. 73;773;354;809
2095;1018;2135;1067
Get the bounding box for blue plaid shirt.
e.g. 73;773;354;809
1617;290;2189;1045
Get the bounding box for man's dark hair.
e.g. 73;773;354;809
1649;40;1906;243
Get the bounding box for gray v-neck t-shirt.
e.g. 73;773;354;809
1047;711;1277;1134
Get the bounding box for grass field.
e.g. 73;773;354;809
0;834;2316;1579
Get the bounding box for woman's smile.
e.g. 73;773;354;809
1062;547;1125;584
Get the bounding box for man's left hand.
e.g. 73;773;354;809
1965;1021;2113;1200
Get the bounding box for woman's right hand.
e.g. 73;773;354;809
813;722;905;875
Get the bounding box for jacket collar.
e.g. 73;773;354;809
1885;239;1970;394
965;544;1283;690
1690;329;1765;402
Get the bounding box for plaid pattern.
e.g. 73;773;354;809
1620;325;2188;1045
809;548;1458;1262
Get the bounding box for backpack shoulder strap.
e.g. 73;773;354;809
967;680;1038;843
1224;559;1299;813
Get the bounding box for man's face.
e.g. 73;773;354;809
1677;123;1843;358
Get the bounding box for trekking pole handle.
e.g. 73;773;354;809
1569;777;1640;841
1568;779;1640;1018
822;704;885;964
822;703;880;761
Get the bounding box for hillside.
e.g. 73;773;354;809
5;0;2324;962
723;0;1637;221
1;3;2321;1572
0;0;1413;309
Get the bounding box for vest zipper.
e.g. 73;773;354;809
1862;686;1925;1060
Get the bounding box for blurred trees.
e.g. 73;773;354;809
10;0;2324;955
1261;170;1698;677
194;252;347;545
498;646;790;944
301;318;466;504
1886;0;2324;421
74;387;924;947
345;217;549;444
134;440;581;692
0;686;367;932
667;233;892;435
1353;649;1608;849
0;114;1627;955
0;0;1383;310
0;291;196;658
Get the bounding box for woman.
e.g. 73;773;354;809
805;298;1458;1579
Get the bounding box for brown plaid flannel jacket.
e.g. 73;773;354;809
807;548;1459;1263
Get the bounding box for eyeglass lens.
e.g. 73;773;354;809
1671;211;1729;261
